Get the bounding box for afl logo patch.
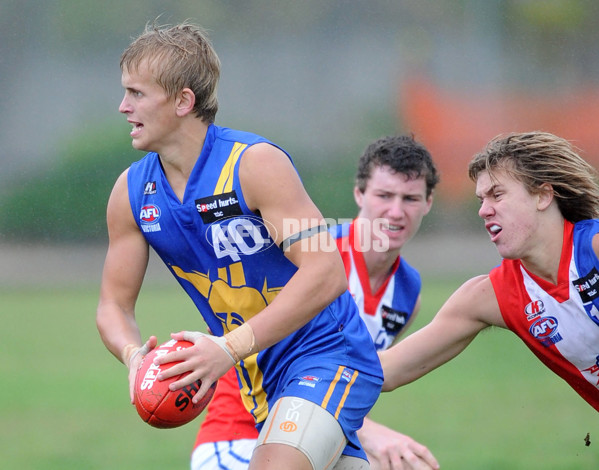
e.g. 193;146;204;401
529;316;563;346
140;204;161;224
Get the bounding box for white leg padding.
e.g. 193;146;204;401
256;397;347;470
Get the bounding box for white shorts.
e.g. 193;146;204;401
190;438;257;470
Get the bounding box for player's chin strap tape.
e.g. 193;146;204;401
279;225;328;251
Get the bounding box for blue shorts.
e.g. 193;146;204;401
256;360;383;460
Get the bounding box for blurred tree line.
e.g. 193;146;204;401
2;0;599;242
0;124;141;242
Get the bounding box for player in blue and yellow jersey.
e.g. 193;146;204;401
190;136;441;470
95;21;383;470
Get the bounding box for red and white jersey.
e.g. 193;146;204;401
490;220;599;412
193;367;259;448
332;220;421;351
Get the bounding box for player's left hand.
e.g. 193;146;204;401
359;417;440;470
126;336;157;404
153;330;236;403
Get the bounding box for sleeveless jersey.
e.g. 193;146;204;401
127;124;382;429
489;219;599;412
331;220;421;350
193;218;418;450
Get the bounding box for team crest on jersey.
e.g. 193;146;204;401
143;181;157;195
529;316;563;347
139;204;162;233
573;267;599;303
524;299;545;321
195;191;243;224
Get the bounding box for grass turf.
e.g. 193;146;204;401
1;278;596;469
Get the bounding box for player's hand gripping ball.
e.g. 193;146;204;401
134;339;216;428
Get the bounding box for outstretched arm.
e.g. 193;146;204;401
358;417;439;470
380;275;502;392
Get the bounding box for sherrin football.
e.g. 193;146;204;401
134;339;216;428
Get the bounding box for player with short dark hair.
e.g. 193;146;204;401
96;21;383;470
381;131;599;415
355;135;438;197
334;134;440;470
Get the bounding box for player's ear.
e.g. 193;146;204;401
423;192;434;215
536;183;554;211
175;88;196;117
353;185;364;208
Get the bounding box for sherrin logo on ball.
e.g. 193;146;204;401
134;339;216;429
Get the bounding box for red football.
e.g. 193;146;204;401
134;339;216;429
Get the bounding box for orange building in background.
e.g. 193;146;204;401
400;77;599;201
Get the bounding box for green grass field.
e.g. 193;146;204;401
1;277;597;469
